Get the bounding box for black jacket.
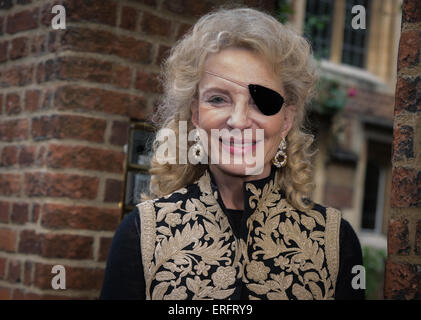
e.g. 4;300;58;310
100;166;365;300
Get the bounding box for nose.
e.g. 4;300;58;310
226;98;252;129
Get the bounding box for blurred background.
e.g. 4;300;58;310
0;0;419;300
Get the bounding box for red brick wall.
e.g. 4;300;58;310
385;0;421;300
0;0;275;300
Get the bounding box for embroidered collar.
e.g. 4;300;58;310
203;165;285;220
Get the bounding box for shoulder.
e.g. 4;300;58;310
136;181;200;212
111;208;140;247
297;201;342;230
307;202;362;257
309;201;342;219
338;218;362;257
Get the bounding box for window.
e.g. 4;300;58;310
304;0;334;60
121;121;155;219
304;0;371;68
341;0;371;68
361;161;382;230
360;140;391;234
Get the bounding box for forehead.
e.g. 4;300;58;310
200;47;283;94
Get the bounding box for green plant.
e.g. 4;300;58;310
275;0;294;24
313;77;348;114
362;246;387;300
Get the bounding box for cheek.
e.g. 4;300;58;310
197;104;229;129
260;117;284;158
262;116;284;142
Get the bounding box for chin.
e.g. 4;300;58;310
210;162;267;178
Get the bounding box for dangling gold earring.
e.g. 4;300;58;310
272;137;287;168
192;130;204;163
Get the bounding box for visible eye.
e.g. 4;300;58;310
206;96;228;105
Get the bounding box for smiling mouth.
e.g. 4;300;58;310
219;138;257;146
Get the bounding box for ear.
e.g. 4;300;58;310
281;105;296;137
190;97;199;128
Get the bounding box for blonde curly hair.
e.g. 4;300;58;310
147;7;319;211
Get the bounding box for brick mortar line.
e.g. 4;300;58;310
0;198;121;212
0;196;122;212
391;162;421;169
0;0;61;17
119;0;196;25
103;117;113;149
0;0;196;36
0;221;116;238
0;108;137;123
0;164;126;177
96;175;106;203
0;0;192;41
387;255;421;264
0;48;163;73
408;214;417;255
0;0;188;26
2;25;51;41
390;207;421;217
18;83;158;112
92;236;99;262
0;148;124;166
0;81;160;104
401;21;421;32
397;65;421;77
0;280;103;298
0;205;122;226
116;0;122;29
0;144;125;162
64;20;177;46
43;137;126;154
0;253;109;270
394;113;417;123
0;199;120;214
0;284;102;299
136;9;144;34
149;42;159;73
389;208;421;225
0;76;161;101
59;50;162;72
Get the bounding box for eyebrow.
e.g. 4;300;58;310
200;87;239;102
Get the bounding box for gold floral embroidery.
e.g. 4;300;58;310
139;172;243;300
138;169;341;300
211;266;236;289
194;261;211;276
243;176;341;300
246;261;270;282
164;212;182;227
325;207;341;291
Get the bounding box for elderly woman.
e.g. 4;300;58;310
100;7;364;300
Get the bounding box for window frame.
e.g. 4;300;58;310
120;120;156;220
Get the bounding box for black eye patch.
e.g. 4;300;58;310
248;84;285;116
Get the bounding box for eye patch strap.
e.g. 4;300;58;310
204;70;248;88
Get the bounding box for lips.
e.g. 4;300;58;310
219;137;257;147
219;137;259;155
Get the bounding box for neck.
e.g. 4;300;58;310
208;164;272;210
